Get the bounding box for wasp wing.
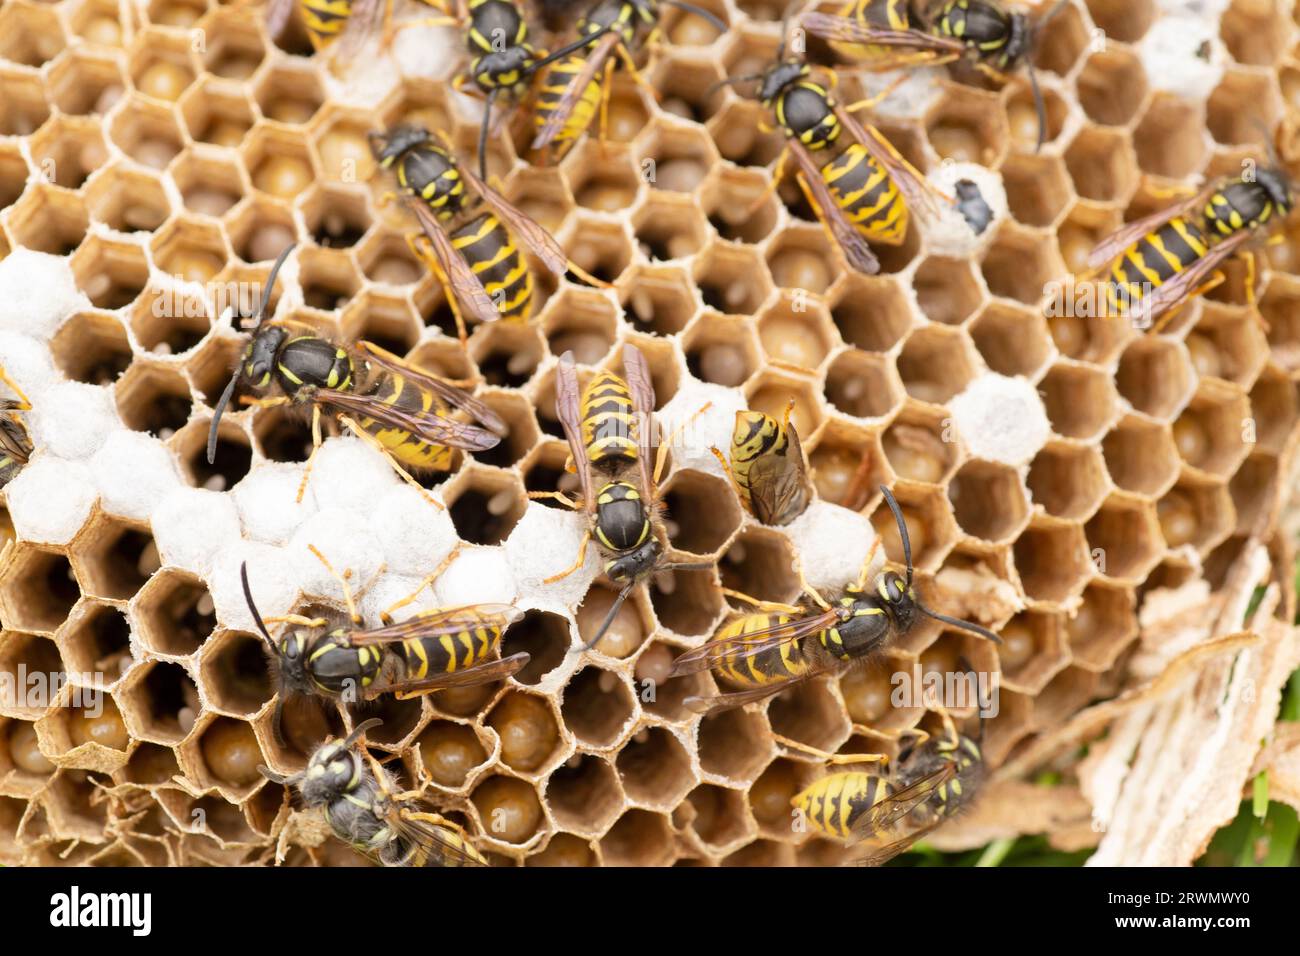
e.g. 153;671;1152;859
347;605;518;646
1086;192;1209;269
622;343;657;496
1126;228;1253;327
800;15;965;54
314;387;503;452
355;340;508;436
787;139;881;275
849;761;958;843
531;31;618;151
387;805;490;867
457;163;570;278
746;448;810;526
265;0;300;39
666;609;837;677
327;0;386;64
384;651;531;696
835;106;943;223
406;200;503;326
553;352;595;514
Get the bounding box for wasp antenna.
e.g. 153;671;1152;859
258;763;295;786
705;72;764;98
877;485;913;586
664;0;728;33
270;696;288;750
478;87;500;183
206;367;242;465
240;562;276;646
583;580;636;651
915;604;1002;644
344;717;385;748
255;242;295;334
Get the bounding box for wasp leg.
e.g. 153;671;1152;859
613;40;659;105
406;232;470;346
652;401;714;486
380;547;463;622
0;365;31;411
294;404;325;504
771;732;886;765
526;490;581;509
262;614;329;627
336;413;446;510
745;146;789;216
306;543;362;624
240;395;291;409
1149;272;1225;335
544;529;591;584
840;74;909;115
709;446;749;514
567;259;613;289
799;574;833;612
852;536;883;592
1243;249;1257;308
719;586;804;615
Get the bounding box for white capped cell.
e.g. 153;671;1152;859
151;486;243;577
231;462;319;545
0;250;89;340
784;500;879;593
948;372;1052;467
505;502;600;608
5;457;98;545
28;380;121;460
89;430;184;521
368;483;457;576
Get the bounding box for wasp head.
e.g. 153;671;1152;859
758;59;806;107
369;124;431;166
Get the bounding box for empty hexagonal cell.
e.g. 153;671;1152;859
108;95;184;169
1013;519;1091;604
650;567;723;637
71;515;157;602
180;418;253;491
693;242;773;316
769;676;852;756
50;311;132;387
1134;93;1208;180
354;230;421;288
300;184;369;249
696;705;769;782
6;185;88;256
1064;127;1136;203
1000;153;1072;230
115;363;193;439
1207;72;1279;146
0;144;27;211
631;190;709;262
684;782;753;851
416;720;489;788
560;667;634;748
615;726;694;808
1040;362;1118;441
720;528;800;606
1248;366;1297;455
600;808;674;865
925;85;1006;167
134;569;215;656
1100;415;1179;498
197;630;273;718
1228;452;1276;534
980;225;1059;307
0;633;66;716
1114;336;1194;421
1188;310;1268;390
1171;385;1251;477
0;3;65;67
700;166;777;246
1075;49;1147;127
896;325;976;405
1084;497;1163;582
129;30;198;103
297;245;362;312
59;602;132;685
824;349;904;421
969;302;1052;378
575;584;650;659
195;7;265;77
179;79;256;149
1066;581;1137;671
947;460;1029;544
470;774;543;845
1027;440;1109;521
29;116;110;191
870;487;955;572
911;255;984;326
683;313;760;386
119;660;199;744
0;545;81;633
810;420;889;508
1222;0;1288;65
444;471;526;546
546;754;623;835
0;67;50;136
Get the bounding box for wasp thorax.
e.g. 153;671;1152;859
595;481;650;552
275;336;354;395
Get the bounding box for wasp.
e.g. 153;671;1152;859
207;242;506;504
0;366;32;489
790;711;984;864
717;30;944;275
260;718;488;866
710;402;812;527
668;486;1001;714
370;125;608;342
802;0;1070;151
1085;156;1293;332
265;0;444;65
537;345;713;650
240;548;528;746
530;0;729;160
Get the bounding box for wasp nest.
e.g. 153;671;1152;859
0;0;1298;867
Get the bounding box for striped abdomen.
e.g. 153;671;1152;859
300;0;354;50
581;369;639;472
535;55;604;154
356;372;457;471
792;771;891;839
713;613;813;689
396;618;505;679
823;144;907;245
830;0;913;60
451;213;534;323
1106;216;1208;315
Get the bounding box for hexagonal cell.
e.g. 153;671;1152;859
542;287;618;364
1134;93;1208;180
719;527;800;606
179;80;256;150
115;363;193;439
697;705;769;781
1005;81;1068;151
83;164;170;235
487;692;561;774
684;313;760;387
3;718;55;779
415;720;489;789
0;3;66;68
71;515;157;602
0;545;81;633
1171;385;1251;478
754;294;834;371
169;151;244;219
980;224;1059;307
59;602;132;685
129;29;198;103
619;265;697;339
684;782;752;850
108;95;185;169
296;246;361;313
444;471;526;546
809;420;888;508
1098;417;1178;501
969;302;1052;378
526;832;597;867
650;566;723;638
1040;362;1118;441
565;214;634;284
745;371;823;440
28;116;110;192
195;7;266;77
1064;127;1137;203
869;486;955;572
1207;71;1279;146
313;111;379;187
574;584;650;659
253;63;324;126
560;140;641;213
1065;581;1137;671
698;167;776;247
70;0;131;46
615;726;694;809
0;144;27;211
191;717;264;790
6;185;88;257
1027;440;1109;521
1187;309;1267;390
875;407;948;484
947;459;1029;544
1075;49;1147;127
1000;153;1072;230
180;418;253;491
768;676;851;755
150;218;229;286
560;667;634;749
640;120;719;195
47;47;127;113
546;754;623;835
50;311;132;386
198;630;273;718
996;611;1068;695
1084;497;1163;583
0;633;65;717
896;325;975;405
1012;519;1091;604
1085;0;1154;43
134;569;215;656
707;96;783;168
824;349;904;421
1112;337;1193;422
470;774;543;846
692;242;773;317
925;85;1006;167
1248;366;1297;455
1157;479;1233;555
242;125;317;202
659;469;741;558
600;808;674;866
630;190;709;262
910;255;982;326
118;660;199;744
0;67;50;136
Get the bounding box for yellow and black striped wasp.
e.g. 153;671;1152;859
668;486;1000;714
530;0;729;160
260;718;488;866
1084;154;1294;333
207;243;506;504
710;402;812;527
801;0;1070;151
790;710;985;864
538;344;714;650
370;125;608;342
0;365;32;489
716;26;945;274
240;547;527;746
264;0;440;64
